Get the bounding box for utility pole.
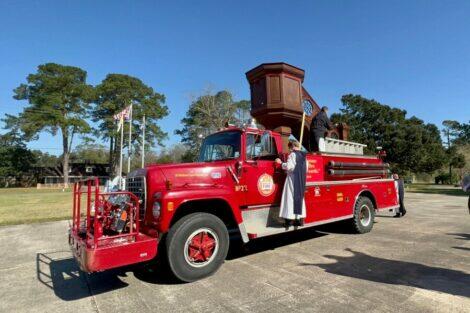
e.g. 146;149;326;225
119;116;124;188
127;103;133;174
141;115;146;168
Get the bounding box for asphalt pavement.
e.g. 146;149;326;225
0;192;469;313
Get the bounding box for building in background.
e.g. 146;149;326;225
34;162;109;188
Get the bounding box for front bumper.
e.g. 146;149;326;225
69;230;158;272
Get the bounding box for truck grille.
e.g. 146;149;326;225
126;176;146;219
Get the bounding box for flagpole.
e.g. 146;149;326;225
141;114;146;168
119;116;124;188
127;104;133;173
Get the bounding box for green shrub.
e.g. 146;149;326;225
435;173;458;184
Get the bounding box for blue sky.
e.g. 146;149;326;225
1;0;469;155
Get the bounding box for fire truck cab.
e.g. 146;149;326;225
69;125;399;282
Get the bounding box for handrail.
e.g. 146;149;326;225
325;137;367;147
72;177;141;248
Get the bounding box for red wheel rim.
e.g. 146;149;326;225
184;228;219;267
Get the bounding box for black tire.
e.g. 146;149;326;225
165;212;229;282
352;196;375;233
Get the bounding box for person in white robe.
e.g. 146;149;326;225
275;140;308;227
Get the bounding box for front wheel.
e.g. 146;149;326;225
351;196;375;233
165;213;229;282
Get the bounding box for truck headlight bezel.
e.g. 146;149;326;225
152;201;161;218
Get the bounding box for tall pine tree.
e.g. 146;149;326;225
92;74;169;175
4;63;94;184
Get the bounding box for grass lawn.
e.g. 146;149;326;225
406;183;467;197
0;188;73;226
0;183;467;226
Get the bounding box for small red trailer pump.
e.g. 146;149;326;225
69;62;400;282
69;180;157;272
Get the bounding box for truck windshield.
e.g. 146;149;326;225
198;131;241;162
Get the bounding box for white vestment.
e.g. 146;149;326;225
279;152;308;220
318;137;326;152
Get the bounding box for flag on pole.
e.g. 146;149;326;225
114;106;132;132
116;115;123;132
113;106;132;121
113;105;132;186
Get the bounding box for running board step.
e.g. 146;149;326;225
242;205;353;239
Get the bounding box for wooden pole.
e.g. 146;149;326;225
299;111;306;148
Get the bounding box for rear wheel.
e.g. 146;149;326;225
166;212;229;282
352;196;375;233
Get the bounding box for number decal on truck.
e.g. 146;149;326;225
258;173;275;196
235;185;248;192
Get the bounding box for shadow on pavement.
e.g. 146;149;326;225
227;226;328;260
447;233;470;241
448;233;470;252
300;248;470;298
137;226;331;284
375;214;397;218
37;251;130;301
453;246;470;252
37;223;359;296
314;220;364;234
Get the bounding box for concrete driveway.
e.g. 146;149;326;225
0;192;469;313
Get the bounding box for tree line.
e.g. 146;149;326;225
0;63;251;185
2;63;169;184
177;92;468;180
331;94;468;180
1;63;468;186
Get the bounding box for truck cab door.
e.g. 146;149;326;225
239;132;283;208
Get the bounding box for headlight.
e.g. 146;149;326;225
152;201;161;218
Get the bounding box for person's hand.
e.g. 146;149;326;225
275;158;282;165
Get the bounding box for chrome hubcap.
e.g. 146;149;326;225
359;205;371;226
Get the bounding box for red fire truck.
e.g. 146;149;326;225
69;125;399;282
